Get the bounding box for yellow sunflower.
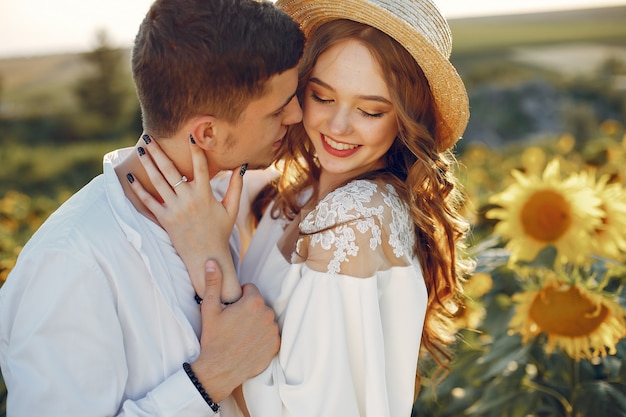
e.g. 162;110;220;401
578;171;626;260
453;272;493;330
486;159;604;265
599;119;623;137
556;133;576;155
520;146;546;177
510;278;626;361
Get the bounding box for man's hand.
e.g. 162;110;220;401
191;260;280;402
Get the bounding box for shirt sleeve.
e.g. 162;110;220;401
0;248;214;417
297;180;415;277
242;180;427;417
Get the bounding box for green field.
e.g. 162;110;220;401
449;6;626;52
1;5;625;115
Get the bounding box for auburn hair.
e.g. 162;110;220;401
271;19;473;380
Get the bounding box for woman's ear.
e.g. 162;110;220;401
190;116;219;150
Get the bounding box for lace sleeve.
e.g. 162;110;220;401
295;180;416;278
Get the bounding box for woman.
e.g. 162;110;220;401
131;0;473;415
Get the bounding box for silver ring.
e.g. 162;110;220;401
173;175;188;188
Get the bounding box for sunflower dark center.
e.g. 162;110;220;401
520;189;572;242
529;284;608;337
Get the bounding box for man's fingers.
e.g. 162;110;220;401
240;282;266;302
201;260;224;315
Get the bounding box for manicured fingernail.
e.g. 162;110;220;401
142;134;151;144
126;173;135;184
137;146;146;156
239;163;248;177
189;134;196;144
205;260;217;272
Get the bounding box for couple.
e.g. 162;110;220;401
0;0;472;416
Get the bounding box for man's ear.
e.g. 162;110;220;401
190;115;220;150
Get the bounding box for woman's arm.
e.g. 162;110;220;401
127;136;242;303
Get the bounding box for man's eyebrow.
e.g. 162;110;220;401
271;92;297;114
309;77;392;105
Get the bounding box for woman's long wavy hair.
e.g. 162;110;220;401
267;19;474;383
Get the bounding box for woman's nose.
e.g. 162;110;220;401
327;107;352;136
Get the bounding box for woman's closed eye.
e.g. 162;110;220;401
311;92;385;119
359;109;384;118
310;92;333;104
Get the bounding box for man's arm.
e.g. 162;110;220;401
0;251;205;417
0;252;278;416
189;260;279;404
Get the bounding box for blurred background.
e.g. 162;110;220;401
2;0;625;199
0;1;625;416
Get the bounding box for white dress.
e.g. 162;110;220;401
239;179;428;417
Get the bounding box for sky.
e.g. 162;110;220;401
1;0;625;58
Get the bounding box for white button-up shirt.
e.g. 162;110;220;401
0;148;239;416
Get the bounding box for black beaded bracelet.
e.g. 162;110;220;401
194;292;238;306
182;362;220;413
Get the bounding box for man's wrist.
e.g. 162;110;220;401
183;362;220;412
187;359;236;404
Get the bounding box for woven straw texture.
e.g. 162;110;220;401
277;0;469;150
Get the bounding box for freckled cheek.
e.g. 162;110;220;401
377;120;398;144
303;122;319;148
303;99;330;126
365;125;397;150
302;115;320;136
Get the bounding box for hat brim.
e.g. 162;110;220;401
277;0;469;150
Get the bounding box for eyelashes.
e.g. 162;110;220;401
309;92;384;119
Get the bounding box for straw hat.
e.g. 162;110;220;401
276;0;469;151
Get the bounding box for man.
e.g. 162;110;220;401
0;0;305;415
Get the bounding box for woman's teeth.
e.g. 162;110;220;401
324;136;358;150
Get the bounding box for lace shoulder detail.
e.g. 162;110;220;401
297;179;415;276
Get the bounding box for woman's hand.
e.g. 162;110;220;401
127;134;244;303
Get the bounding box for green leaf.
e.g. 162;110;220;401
573;381;626;416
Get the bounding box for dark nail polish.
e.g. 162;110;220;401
239;163;248;177
126;173;135;184
194;293;203;305
189;134;196;144
142;134;151;144
137;146;146;156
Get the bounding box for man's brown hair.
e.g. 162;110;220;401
132;0;305;137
